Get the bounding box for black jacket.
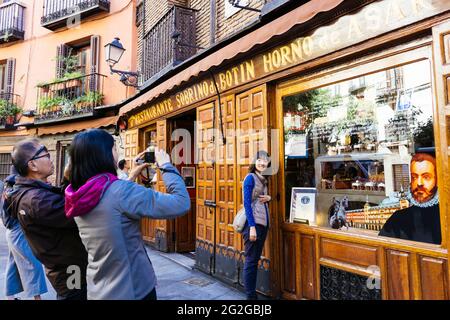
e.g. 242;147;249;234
9;176;88;297
379;204;441;245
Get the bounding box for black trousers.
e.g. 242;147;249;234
242;224;268;300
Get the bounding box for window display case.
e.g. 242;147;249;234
316;154;386;193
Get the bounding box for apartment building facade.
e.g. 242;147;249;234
0;0;138;184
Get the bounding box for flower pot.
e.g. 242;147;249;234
5;115;15;125
65;79;82;88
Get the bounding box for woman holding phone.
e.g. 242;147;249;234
65;129;190;300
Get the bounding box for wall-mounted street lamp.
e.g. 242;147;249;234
228;0;261;13
105;37;140;87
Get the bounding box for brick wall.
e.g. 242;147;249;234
137;0;188;77
189;0;210;49
137;0;274;80
215;0;266;43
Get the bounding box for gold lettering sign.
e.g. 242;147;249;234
128;98;173;128
128;0;447;128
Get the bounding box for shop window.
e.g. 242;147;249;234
283;59;441;245
0;153;12;181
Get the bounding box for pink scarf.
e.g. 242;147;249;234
65;173;118;218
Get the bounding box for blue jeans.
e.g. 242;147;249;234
242;224;268;299
5;223;47;298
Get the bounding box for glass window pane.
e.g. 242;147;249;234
283;59;441;245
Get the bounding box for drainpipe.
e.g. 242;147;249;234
210;0;216;46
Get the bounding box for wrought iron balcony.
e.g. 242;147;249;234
0;93;21;130
0;2;25;44
141;5;197;84
41;0;110;31
35;73;106;124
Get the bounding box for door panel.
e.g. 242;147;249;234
125;129;156;243
196;103;216;273
141;127;157;245
236;85;269;255
214;95;240;280
431;21;450;253
154;120;171;251
236;85;271;294
216;95;237;249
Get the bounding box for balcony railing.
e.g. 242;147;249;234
0;2;25;44
0;93;21;129
35;73;106;124
41;0;110;30
141;5;197;84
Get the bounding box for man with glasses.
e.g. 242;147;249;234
8;139;88;300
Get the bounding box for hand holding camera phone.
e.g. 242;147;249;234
146;146;170;167
144;144;156;164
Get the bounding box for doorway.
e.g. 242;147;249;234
169;109;197;253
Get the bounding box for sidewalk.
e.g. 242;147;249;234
0;224;246;300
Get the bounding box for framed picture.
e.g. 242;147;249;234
285;133;308;159
181;167;195;188
289;187;317;224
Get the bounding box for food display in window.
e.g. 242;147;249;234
317;157;386;192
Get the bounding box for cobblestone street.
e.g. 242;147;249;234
0;224;246;300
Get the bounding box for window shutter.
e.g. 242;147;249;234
90;35;100;92
56;44;69;78
5;58;15;101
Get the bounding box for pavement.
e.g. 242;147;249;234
0;224;246;300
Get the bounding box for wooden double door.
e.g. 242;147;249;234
195;85;273;294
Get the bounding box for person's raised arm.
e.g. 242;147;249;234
119;149;190;219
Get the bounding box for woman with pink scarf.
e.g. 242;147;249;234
65;129;190;300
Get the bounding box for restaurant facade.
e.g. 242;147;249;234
119;0;450;299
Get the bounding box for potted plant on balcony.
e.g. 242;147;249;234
85;91;104;107
63;71;83;88
0;99;22;126
38;96;53;118
60;99;75;117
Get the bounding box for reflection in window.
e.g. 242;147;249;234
283;59;441;244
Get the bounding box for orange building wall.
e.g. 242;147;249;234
0;0;138;116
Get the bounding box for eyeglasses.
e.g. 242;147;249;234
28;145;50;162
31;153;50;161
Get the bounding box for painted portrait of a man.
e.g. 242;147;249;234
379;153;441;244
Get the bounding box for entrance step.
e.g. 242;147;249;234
157;251;196;271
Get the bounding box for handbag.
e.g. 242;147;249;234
232;206;247;233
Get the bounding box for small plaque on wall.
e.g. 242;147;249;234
289;187;317;224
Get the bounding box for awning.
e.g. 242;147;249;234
119;0;344;116
37;116;118;136
0;128;34;137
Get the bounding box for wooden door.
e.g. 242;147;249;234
432;21;450;277
154;120;172;252
172;116;196;253
196;103;216;273
236;85;271;294
141;126;157;245
214;95;239;280
175;202;196;252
